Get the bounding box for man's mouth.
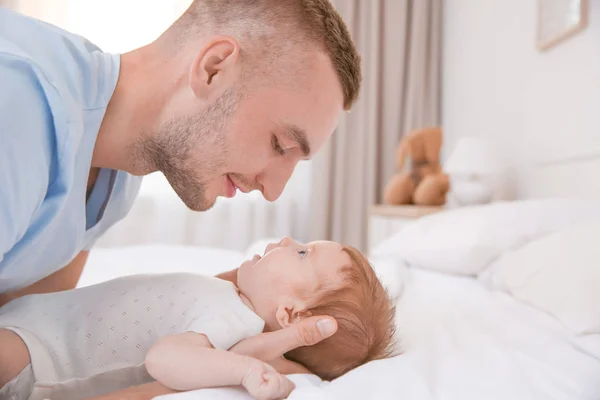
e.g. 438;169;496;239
228;175;252;194
225;175;237;198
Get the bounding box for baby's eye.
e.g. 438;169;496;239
298;249;308;258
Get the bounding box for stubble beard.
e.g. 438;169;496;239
132;88;241;211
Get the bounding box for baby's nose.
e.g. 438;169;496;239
280;237;294;246
264;243;276;254
265;237;291;253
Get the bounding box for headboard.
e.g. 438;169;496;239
518;149;600;199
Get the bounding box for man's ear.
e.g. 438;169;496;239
275;298;313;329
189;36;240;100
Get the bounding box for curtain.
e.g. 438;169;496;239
309;0;443;251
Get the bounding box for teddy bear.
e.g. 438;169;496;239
383;126;450;206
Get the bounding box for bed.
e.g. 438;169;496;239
81;195;600;400
78;143;600;400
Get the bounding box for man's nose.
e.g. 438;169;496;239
259;158;298;202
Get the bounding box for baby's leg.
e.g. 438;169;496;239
0;329;31;386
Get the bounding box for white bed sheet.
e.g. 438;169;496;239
83;246;600;400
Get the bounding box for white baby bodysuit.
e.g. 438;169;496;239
0;273;265;399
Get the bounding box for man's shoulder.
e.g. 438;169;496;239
0;8;96;65
0;8;116;111
0;7;102;56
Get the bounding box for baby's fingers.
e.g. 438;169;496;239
263;372;295;400
277;375;295;398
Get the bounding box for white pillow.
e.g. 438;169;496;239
370;197;598;276
370;257;409;301
481;218;600;334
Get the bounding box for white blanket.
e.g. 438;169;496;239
83;246;600;400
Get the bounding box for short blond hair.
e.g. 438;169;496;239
285;246;398;380
170;0;361;110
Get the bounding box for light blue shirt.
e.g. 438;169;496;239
0;8;142;293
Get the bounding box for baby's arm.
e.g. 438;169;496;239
145;332;294;399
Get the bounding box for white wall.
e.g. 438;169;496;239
17;0;192;53
442;0;600;197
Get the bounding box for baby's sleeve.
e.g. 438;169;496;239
185;287;265;350
186;315;259;350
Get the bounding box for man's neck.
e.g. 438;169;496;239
91;45;166;174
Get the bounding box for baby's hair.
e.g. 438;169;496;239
285;246;398;380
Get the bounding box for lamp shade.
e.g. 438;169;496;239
444;137;503;175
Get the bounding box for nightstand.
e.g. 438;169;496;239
368;205;444;253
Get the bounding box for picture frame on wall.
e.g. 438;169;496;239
537;0;588;51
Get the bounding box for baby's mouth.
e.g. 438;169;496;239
251;254;261;264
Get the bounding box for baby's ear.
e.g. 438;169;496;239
275;298;312;329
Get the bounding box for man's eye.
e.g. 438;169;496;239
271;135;286;156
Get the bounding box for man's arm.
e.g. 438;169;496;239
0;251;88;308
85;381;176;400
228;317;336;362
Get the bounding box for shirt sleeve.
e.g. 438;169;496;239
185;283;265;350
0;55;57;265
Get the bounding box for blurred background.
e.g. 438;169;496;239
4;0;599;253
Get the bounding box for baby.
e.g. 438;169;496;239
0;238;397;400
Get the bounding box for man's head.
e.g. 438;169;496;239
237;237;398;380
132;0;361;211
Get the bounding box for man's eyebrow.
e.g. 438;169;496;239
283;123;311;157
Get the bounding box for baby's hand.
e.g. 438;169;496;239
242;359;295;400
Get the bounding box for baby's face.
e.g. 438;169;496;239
237;237;350;330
